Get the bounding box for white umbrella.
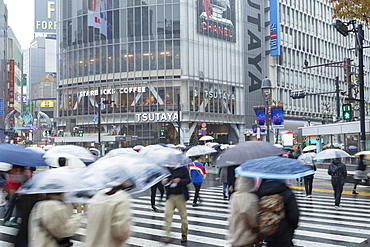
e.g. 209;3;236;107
45;154;86;168
298;153;316;166
0;162;12;171
43;145;98;163
205;142;220;148
186;145;217;157
105;148;136;158
273;144;284;149
355;151;370;159
313;149;350;160
302;145;317;152
141;146;190;167
199;135;214;141
26;146;46;155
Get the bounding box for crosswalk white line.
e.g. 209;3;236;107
293;239;342;247
294;229;365;243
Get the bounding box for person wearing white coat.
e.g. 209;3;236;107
28;193;81;247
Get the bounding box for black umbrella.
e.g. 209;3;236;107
214;141;284;167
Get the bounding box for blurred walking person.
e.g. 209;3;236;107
3;165;31;226
85;181;132;247
188;155;206;207
29;192;80;247
150;181;164;212
228;176;261;247
219;167;228;199
328;158;347;209
353;154;367;194
162;165;190;243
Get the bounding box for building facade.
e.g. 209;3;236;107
0;1;7;143
55;0;268;146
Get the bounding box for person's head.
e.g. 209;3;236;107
192;155;201;161
58;157;67;167
359;154;365;160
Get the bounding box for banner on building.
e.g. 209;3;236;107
270;104;284;129
88;0;113;40
270;0;281;56
197;0;236;42
253;106;266;131
9;60;14;104
35;0;57;33
0;99;3;116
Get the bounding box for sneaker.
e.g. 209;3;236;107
353;190;359;195
335;206;341;210
192;203;198;207
151;206;159;212
181;235;187;243
5;221;18;227
306;195;312;198
158;198;165;207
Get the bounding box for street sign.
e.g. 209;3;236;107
201;122;207;128
92;116;97;122
0;99;3;115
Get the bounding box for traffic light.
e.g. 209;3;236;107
333;20;349;37
342;103;352;121
291;93;306;99
78;130;84;137
160;128;165;137
344;58;353;98
102;99;115;104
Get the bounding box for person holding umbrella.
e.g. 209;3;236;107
328;158;347;209
352;154;367;194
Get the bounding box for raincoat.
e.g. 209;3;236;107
328;159;347;185
228;177;260;247
28;194;80;247
85;188;132;247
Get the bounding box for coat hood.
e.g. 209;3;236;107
332;159;342;165
258;179;288;197
234;176;256;193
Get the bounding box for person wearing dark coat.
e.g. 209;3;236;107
227;165;238;198
353;154;367;194
162;165;191;243
328;158;347;209
258;179;299;247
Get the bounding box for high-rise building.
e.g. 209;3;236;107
0;1;7;143
55;0;267;147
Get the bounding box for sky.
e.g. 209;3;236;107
4;0;36;50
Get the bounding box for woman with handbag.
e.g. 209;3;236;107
28;193;81;247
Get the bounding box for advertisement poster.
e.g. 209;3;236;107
253;106;266;132
270;104;284;129
197;0;236;42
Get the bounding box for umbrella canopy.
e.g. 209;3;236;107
0;144;48;167
105;148;137;158
235;156;315;179
67;155;170;202
348;146;358;150
199;135;214;141
298;153;316;166
214;141;284;167
186;145;217;157
302;145;317;152
17;166;82;194
45;154;86;168
313;149;350;160
25;146;46;155
273;144;284;149
43;145;98;163
0;162;12;171
355;151;370;160
140;145;190;167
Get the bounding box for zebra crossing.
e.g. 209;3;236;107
0;185;370;246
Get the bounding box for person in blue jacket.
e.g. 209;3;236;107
188;155;206;207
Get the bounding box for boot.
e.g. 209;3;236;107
352;190;359;194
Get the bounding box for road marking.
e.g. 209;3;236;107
289;185;370;196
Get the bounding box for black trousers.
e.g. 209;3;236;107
150;182;164;207
332;183;344;206
304;175;314;195
193;183;201;204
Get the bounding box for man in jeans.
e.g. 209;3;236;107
328;158;347;210
162;165;190;243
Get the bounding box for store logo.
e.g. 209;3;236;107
136;112;179;122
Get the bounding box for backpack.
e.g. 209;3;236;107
258;194;285;236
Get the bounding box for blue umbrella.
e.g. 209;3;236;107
348;146;358;150
0;144;48;167
235;156;315;179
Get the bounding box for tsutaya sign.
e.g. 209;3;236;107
204;89;235;100
79;87;146;97
136;112;178;122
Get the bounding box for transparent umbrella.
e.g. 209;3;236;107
43;145;98;163
17;166;82;194
105;148;137;158
45;154;86;168
186;145;217;157
140;146;190;167
313;149;350;160
66;155;170;202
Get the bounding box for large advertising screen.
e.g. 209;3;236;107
34;0;57;33
197;0;236;42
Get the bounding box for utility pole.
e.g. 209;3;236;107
335;76;340;119
177;94;181;144
357;24;366;151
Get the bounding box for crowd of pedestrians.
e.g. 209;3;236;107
0;142;366;247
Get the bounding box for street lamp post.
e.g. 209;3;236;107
261;77;273;142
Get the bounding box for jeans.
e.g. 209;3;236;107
304;175;314;195
332;183;344;206
4;193;19;222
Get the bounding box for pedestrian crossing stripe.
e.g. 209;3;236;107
290;184;370;196
2;185;370;246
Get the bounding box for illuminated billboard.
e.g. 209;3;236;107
34;0;57;33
